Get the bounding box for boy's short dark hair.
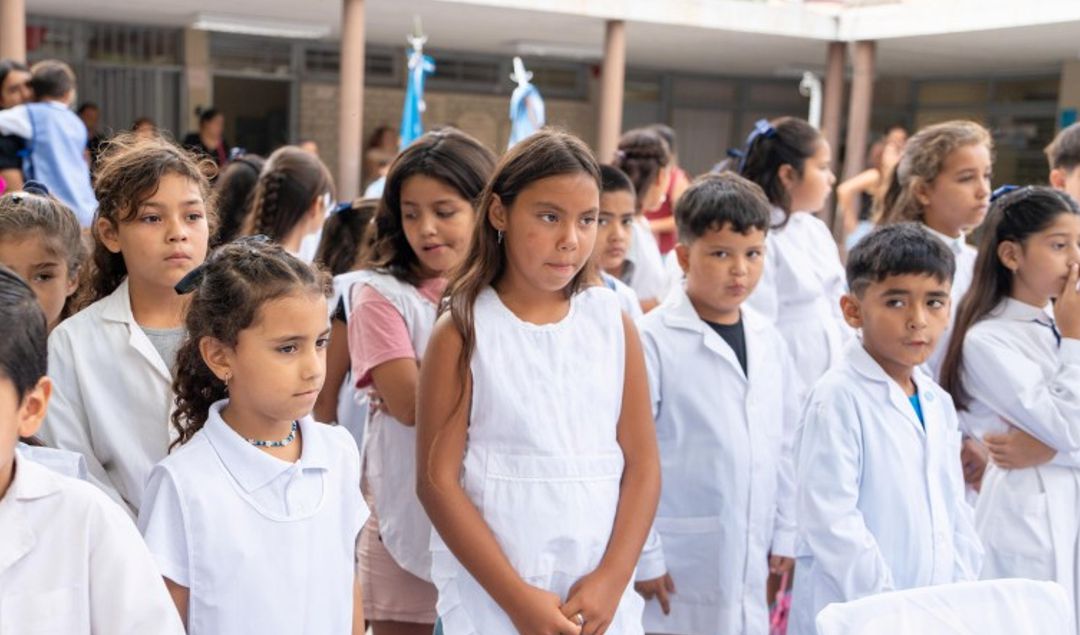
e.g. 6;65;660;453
675;172;771;243
0;265;47;401
1045;122;1080;171
29;60;75;99
600;164;634;195
846;223;956;296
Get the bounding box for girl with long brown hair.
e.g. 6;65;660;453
416;129;660;634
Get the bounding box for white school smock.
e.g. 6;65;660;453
430;286;646;635
636;286;801;635
923;227;977;380
137;400;368;635
789;341;982;635
745;208;851;390
41;279;175;516
325;269;371;454
625;217;669;303
353;271;438;581
0;453;184;635
601;272;644;321
15;442;87;480
956;298;1080;632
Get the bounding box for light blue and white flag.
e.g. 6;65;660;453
400;46;435;150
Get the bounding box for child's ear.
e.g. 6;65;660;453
64;265;80;298
199;336;234;384
1050;168;1067;191
913;177;932;208
777;164;798;191
997;239;1022;273
675;242;691;274
17;377;52;439
840;293;863;329
488;195;508;232
96;218;122;254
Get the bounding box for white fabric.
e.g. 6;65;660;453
431;286;645;634
137;400;367;635
42;279;175;516
601;272;644;321
0;103;34;138
745;208;851;389
625;217;669;303
957;298;1080;633
356;271;437;581
789;340;982;635
636;286;802;634
324;270;371;456
815;578;1073;635
922;226;978;380
0;454;184;635
15;442;87;480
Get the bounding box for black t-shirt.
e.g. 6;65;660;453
705;317;748;376
0;134;25;171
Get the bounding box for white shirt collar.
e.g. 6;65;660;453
202;399;330;493
991;297;1055;323
923;225;967;255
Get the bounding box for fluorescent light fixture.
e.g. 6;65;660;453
508;40;603;60
191;13;331;39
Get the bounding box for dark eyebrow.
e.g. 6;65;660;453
880;288;912;296
141;199;204;209
32;261;61;269
534;201;567;213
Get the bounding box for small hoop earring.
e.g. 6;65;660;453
497;230;504;244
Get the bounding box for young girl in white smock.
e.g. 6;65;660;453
417;130;661;635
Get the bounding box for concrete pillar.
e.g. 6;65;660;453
0;0;27;63
597;20;626;164
183;28;212;135
842;41;875;182
338;0;365;200
822;42;846;239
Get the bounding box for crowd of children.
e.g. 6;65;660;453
1;59;1080;634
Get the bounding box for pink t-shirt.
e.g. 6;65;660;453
348;276;446;389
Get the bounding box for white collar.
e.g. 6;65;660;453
923;225;968;255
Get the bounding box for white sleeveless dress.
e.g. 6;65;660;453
431;286;646;634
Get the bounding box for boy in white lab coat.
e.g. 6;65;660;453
635;173;801;634
0;265;183;635
789;223;983;635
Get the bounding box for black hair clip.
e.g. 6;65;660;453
22;180;49;197
738;119;776;172
990;184;1020;203
174;263;207;295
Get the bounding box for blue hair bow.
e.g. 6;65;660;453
22;180;49;197
990;184;1019;203
738;119;776;172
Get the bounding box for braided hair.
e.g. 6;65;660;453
247;146;334;244
171;238;331;447
613;128;669;212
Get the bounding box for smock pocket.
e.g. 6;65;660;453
480;452;624;583
654;516;724;605
1;586;82;635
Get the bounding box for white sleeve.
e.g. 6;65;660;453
137;465;192;588
0;105;31;138
40;326;126;509
963;333;1080;452
88;490;186;634
944;408;984;581
796;388;894;599
770;342;804;558
635;325;666;581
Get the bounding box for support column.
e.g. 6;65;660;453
842;41;875;182
338;0;365;200
597;20;626;163
184;28;212;135
0;0;27;63
822;41;846;239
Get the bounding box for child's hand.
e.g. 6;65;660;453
960;437;989;491
769;555;794;575
1055;262;1080;340
985;427;1057;470
506;584;581;635
561;568;627;635
634;573;676;615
